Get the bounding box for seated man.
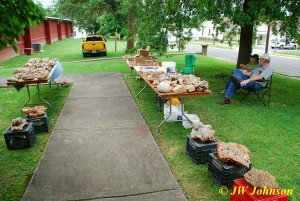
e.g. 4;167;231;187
218;53;273;105
220;54;259;94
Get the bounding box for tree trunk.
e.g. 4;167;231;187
265;25;271;53
126;8;135;53
236;0;253;68
236;25;253;68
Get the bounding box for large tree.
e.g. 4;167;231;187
135;0;204;55
55;0;137;51
0;0;45;52
55;0;100;34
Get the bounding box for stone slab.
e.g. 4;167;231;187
91;190;186;201
54;96;146;130
68;73;131;98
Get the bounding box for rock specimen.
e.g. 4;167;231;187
244;168;279;189
60;81;69;87
22;106;47;118
197;81;209;92
217;142;251;168
157;81;171;93
172;85;186;93
10;117;28;132
185;85;196;93
191;122;216;142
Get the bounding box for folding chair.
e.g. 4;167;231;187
240;75;273;107
180;54;196;74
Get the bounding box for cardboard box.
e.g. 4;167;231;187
134;57;158;66
126;58;134;67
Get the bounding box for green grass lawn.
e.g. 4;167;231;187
0;39;299;201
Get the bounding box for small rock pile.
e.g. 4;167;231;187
144;72;209;93
7;58;58;83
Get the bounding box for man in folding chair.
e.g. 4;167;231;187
218;53;273;105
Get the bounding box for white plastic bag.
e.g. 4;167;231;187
182;114;200;129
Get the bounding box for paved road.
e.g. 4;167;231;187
207;47;300;76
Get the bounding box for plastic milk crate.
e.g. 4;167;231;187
186;136;219;164
230;178;289;201
26;113;50;133
208;152;251;187
3;122;36;149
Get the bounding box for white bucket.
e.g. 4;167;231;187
162;62;176;73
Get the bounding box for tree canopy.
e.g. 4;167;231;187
0;0;45;52
54;0;300;65
5;0;298;65
200;0;300;66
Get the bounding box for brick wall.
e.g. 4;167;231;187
50;20;58;42
0;17;73;62
31;23;46;44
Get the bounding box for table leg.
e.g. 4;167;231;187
126;67;135;78
137;81;147;100
22;85;31;108
37;84;52;107
157;99;173;133
157;99;193;133
180;99;193;123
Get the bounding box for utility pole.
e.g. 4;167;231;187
115;29;117;52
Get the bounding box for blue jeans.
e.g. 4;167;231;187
224;69;261;99
224;69;249;90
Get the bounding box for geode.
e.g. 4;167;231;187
191;122;216;142
157;81;171;93
244;168;279;189
22;106;47;118
10;117;28;132
217;142;251;168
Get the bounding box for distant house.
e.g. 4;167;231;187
73;27;87;39
167;21;286;46
0;17;73;62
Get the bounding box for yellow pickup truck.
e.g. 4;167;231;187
82;35;107;57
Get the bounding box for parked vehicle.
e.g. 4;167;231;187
270;38;299;50
82;35;107;57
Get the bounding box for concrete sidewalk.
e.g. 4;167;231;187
22;73;186;201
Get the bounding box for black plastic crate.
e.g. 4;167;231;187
186;136;219;164
3;122;36;149
26;112;49;133
208;152;251;187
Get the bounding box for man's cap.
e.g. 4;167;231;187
250;54;259;61
260;53;270;61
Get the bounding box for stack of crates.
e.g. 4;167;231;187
230;178;289;201
186;136;219;164
208;152;251;187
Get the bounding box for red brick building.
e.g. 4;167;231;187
0;17;73;62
